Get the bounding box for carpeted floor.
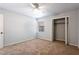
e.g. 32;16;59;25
0;39;79;55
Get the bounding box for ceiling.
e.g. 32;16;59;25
0;3;79;18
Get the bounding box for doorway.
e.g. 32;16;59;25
53;17;68;45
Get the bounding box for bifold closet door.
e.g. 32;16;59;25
54;21;65;41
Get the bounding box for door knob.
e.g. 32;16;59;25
0;32;3;34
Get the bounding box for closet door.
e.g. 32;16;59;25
54;19;65;41
55;23;65;41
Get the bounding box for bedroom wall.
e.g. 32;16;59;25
37;9;79;46
37;16;53;41
0;8;36;46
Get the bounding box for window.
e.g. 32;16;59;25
38;21;44;32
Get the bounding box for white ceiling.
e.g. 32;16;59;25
0;3;79;18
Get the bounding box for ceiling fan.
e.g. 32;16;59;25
31;3;44;18
31;3;39;9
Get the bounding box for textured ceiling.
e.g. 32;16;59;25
0;3;79;18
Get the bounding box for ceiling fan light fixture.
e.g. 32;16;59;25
31;3;39;9
31;3;44;18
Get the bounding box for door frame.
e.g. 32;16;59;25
52;17;69;45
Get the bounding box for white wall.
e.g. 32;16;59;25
0;8;36;46
38;9;79;46
37;16;53;41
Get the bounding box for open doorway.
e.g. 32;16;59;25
53;17;69;45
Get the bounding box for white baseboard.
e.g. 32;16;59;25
38;38;52;41
69;43;78;47
4;38;34;47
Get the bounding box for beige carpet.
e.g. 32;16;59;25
0;39;79;55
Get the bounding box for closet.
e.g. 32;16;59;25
53;18;65;42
